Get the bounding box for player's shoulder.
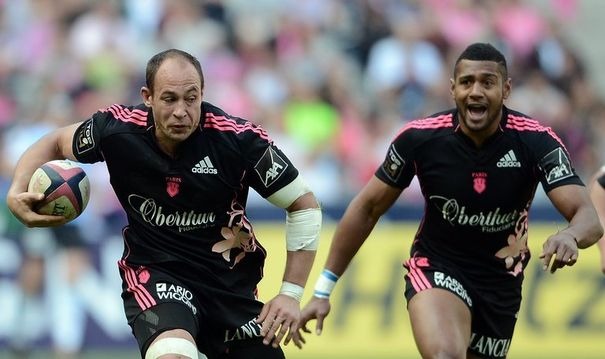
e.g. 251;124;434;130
402;109;455;132
202;101;256;129
503;107;550;135
201;101;270;140
502;107;565;151
94;103;150;132
394;109;455;140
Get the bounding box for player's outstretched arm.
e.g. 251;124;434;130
541;184;604;273
289;176;403;348
6;123;81;227
588;170;605;274
258;191;321;348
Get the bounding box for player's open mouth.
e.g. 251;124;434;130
467;104;487;120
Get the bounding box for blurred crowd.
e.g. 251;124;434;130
1;0;605;209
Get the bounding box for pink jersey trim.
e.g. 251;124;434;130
395;114;454;138
204;113;271;142
102;104;148;126
118;259;156;310
506;114;566;149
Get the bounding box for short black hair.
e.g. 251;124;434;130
145;49;204;93
454;43;508;78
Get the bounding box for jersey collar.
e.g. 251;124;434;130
453;106;508;147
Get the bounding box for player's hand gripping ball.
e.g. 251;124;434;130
27;160;90;222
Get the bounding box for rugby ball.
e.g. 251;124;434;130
27;160;90;222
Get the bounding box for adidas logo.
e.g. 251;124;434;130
497;150;521;168
192;156;218;174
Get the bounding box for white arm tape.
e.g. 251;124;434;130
286;207;322;251
267;175;311;208
145;337;206;359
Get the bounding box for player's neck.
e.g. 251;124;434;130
459;123;502;148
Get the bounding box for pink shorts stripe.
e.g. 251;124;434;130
407;270;425;292
118;260;156;310
406;258;432;292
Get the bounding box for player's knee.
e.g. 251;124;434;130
418;344;468;359
144;337;207;359
415;335;468;359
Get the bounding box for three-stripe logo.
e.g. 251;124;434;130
192;156;218;174
497;150;521;168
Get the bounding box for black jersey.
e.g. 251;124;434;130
376;106;583;288
72;102;298;292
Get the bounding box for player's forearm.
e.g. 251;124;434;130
282;250;316;287
324;201;380;276
562;204;603;249
281;191;321;289
8;132;65;195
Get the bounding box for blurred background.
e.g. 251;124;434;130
0;0;603;358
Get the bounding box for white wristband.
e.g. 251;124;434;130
313;269;339;299
280;281;304;302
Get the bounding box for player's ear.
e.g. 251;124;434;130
140;87;152;107
503;78;512;100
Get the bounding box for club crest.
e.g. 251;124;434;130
472;172;487;194
166;176;182;197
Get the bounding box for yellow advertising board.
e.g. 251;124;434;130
255;221;605;359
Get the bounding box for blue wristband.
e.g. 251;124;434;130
313;269;339;298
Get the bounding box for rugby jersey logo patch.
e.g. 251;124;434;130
166;176;182;197
472;172;487;194
255;147;288;188
541;147;573;184
383;145;404;181
75;119;95;155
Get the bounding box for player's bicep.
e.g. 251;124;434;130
71;118;106;163
356;176;403;219
248;145;298;198
375;142;416;189
57;123;82;161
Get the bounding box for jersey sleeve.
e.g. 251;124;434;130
72;110;112;164
243;128;300;198
533;130;584;192
374;127;418;189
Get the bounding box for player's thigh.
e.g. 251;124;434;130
408;288;471;358
131;302;199;355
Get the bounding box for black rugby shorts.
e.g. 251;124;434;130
120;261;284;359
403;256;520;359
